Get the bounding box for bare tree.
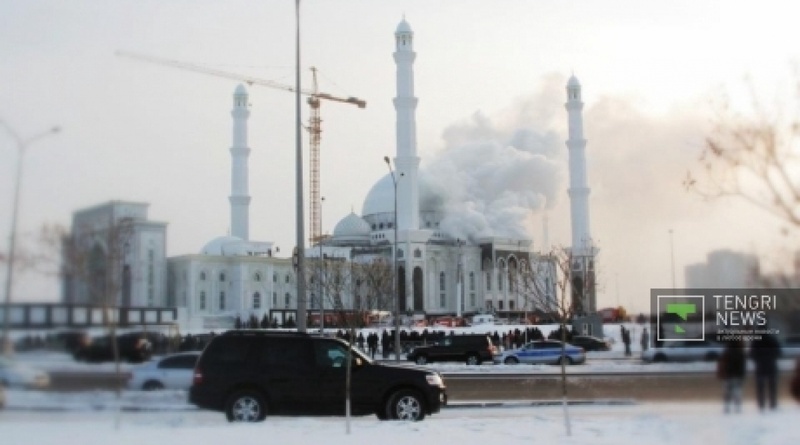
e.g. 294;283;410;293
517;247;580;436
685;73;800;284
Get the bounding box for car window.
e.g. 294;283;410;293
159;355;198;369
206;337;252;364
255;338;313;368
539;342;561;349
314;341;349;368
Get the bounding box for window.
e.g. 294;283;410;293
273;273;277;283
254;272;262;282
272;292;277;306
486;272;491;291
285;274;291;283
219;292;226;310
199;291;206;310
253;292;261;309
439;272;445;291
499;300;504;310
285;293;291;308
200;272;206;281
440;293;445;308
414;248;422;258
219;272;226;282
509;301;515;310
470;293;476;307
469;272;475;291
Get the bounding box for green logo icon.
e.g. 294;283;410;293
666;303;696;334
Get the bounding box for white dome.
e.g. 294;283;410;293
396;18;412;34
201;235;246;256
333;212;371;239
361;173;395;217
567;75;580;87
234;84;248;96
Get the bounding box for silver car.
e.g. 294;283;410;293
127;352;200;391
642;340;724;363
0;356;50;389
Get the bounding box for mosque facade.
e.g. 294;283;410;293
64;19;595;332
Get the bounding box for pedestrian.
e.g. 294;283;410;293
791;357;800;404
750;333;782;411
356;331;365;351
622;327;632;357
640;327;650;352
718;339;746;414
367;332;378;359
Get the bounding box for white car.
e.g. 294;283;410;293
0;356;50;389
127;352;200;391
493;340;587;365
641;340;724;363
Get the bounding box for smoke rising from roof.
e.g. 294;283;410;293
420;76;566;243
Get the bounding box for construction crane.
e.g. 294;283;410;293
115;50;366;245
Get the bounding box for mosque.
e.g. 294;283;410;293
63;18;597;332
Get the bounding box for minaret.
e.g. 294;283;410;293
565;75;592;255
393;18;421;231
565;74;596;315
229;84;251;240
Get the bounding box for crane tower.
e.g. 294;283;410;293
116;51;365;245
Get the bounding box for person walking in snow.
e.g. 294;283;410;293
718;339;746;414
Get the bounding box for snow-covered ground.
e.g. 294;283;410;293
3;321;799;445
2;400;798;445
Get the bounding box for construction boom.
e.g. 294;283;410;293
115;50;366;244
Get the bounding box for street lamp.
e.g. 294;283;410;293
319;196;325;333
1;121;60;355
384;156;401;362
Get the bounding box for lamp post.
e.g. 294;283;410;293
1;121;60;355
669;229;676;289
293;0;307;332
384;156;401;362
319;196;325;333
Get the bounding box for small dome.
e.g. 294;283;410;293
396;18;412;34
201;235;246;256
234;84;248;96
567;75;580;87
333;212;371;239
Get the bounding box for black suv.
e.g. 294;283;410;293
406;334;497;365
189;330;447;422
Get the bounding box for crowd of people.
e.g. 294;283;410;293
716;334;800;413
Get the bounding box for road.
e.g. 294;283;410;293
45;368;796;403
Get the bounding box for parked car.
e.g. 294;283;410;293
494;340;586;365
641;340;724;363
780;334;800;359
406;334;497;365
0;356;50;389
569;335;611;352
189;330;447;422
127;352;200;391
73;332;152;363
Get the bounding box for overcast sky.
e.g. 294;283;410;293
1;0;798;314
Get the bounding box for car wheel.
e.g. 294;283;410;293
225;390;267;422
415;355;428;365
142;380;165;391
385;389;425;421
504;356;519;365
465;353;481;365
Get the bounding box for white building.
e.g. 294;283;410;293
685;249;760;288
63;201;168;308
64;18;595;331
